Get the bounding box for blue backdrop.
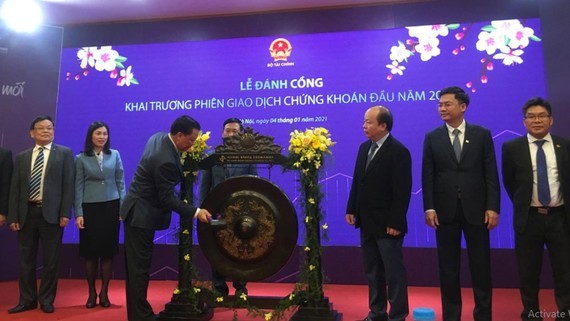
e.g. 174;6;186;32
56;18;546;248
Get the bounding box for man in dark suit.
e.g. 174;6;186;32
7;115;74;314
121;115;212;321
422;86;500;321
199;117;257;296
346;106;412;321
502;97;570;321
0;147;13;226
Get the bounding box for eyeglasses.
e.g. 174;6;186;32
524;114;550;121
34;126;54;131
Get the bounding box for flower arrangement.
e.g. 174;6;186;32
288;127;335;172
268;127;335;317
181;131;211;179
171;130;210;311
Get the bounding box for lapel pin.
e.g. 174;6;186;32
557;144;561;148
465;140;470;144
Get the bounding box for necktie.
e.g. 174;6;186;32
365;142;378;170
535;140;551;207
29;147;44;200
452;129;461;162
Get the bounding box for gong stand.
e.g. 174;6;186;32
157;170;213;320
198;127;294;310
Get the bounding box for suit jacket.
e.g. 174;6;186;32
0;147;13;215
74;149;126;217
346;134;412;236
8;144;74;227
502;134;570;233
120;132;196;230
422;123;500;225
199;162;258;205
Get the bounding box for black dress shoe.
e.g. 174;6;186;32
8;303;37;314
40;303;55;313
99;294;111;308
86;294;97;308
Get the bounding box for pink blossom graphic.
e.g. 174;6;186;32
384;19;541;93
66;45;139;87
117;66;138;87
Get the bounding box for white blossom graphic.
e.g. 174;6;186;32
66;45;139;87
384;19;541;93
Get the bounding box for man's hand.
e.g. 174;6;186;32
485;210;499;230
425;211;439;229
9;222;20;231
0;214;6;226
196;209;212;223
345;214;356;225
60;217;70;228
75;217;85;229
386;227;401;236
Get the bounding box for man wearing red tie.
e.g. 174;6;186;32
502;97;570;321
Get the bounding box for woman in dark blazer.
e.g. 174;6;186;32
74;121;125;308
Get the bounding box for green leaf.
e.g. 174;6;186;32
530;35;542;42
481;25;496;32
130;78;139;85
115;56;127;62
447;24;460;30
505;36;511;47
115;61;125;69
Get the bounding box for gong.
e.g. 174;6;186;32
198;175;298;281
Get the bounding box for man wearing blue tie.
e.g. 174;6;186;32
502;97;570;321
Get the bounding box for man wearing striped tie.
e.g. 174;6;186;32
7;115;74;314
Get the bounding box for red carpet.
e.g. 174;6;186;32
0;279;558;320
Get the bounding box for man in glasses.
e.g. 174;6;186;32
502;97;570;320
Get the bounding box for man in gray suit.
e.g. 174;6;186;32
7;115;74;314
0;147;13;226
121;115;212;321
199;117;257;296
